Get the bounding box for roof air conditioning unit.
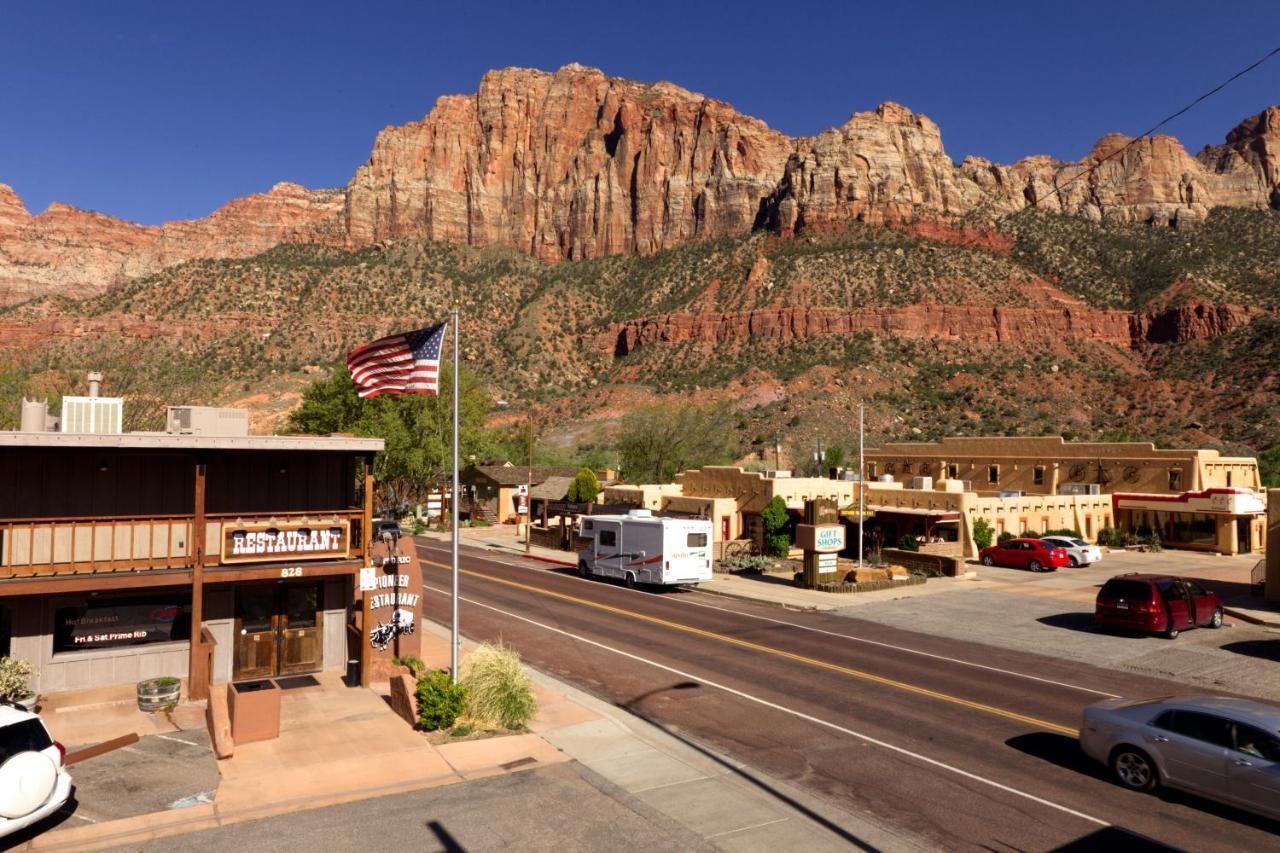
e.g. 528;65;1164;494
60;396;123;435
166;406;250;436
909;476;933;491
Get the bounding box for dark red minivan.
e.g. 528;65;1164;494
1095;574;1224;639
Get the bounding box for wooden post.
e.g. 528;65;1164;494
360;454;375;688
189;458;208;701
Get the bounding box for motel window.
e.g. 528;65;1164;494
867;463;877;479
1041;517;1050;533
947;464;958;479
53;591;192;654
988;465;1000;484
1085;515;1093;538
1033;466;1045;486
1226;470;1233;488
901;463;912;475
1168;469;1182;491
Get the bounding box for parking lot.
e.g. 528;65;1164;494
834;548;1280;702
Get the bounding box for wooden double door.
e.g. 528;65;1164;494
233;582;324;681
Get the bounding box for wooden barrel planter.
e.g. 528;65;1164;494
137;677;181;711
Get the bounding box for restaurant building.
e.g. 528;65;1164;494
0;411;385;698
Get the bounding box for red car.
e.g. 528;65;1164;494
978;537;1069;572
1095;573;1223;639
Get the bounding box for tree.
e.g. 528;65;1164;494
971;518;994;550
760;496;791;558
288;364;495;509
616;401;738;484
568;468;602;503
1260;446;1280;488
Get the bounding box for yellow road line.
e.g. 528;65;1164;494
420;556;1078;736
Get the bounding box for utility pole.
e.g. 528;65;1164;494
858;404;865;572
525;410;534;555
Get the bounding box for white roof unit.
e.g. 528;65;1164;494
60;396;123;435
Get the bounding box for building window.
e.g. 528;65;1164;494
1041;517;1050;533
867;462;877;479
1085;515;1094;538
1033;466;1045;486
988;465;999;484
54;592;192;653
1168;469;1182;491
947;464;958;479
1226;470;1233;488
901;462;912;475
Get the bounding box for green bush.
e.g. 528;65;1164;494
412;518;428;535
1018;531;1040;539
1043;528;1082;539
761;496;791;557
393;654;426;678
415;670;469;731
971;518;994;550
897;534;920;552
717;554;775;573
0;657;35;702
1137;532;1163;552
460;643;538;730
997;531;1016;545
1096;527;1127;547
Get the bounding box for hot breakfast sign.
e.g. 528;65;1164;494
221;519;349;564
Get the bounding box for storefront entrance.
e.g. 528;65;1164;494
233;582;324;681
1237;517;1252;555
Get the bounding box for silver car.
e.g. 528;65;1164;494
1080;695;1280;820
1041;535;1102;567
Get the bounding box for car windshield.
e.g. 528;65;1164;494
1070;539;1088;547
0;718;53;763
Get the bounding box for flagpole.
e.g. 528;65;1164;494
450;305;461;684
858;403;864;573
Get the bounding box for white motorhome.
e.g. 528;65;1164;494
578;510;713;587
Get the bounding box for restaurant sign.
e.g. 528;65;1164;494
221;519;348;564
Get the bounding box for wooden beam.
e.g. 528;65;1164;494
0;570;194;597
189;459;207;701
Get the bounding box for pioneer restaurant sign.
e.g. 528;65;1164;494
222;520;348;563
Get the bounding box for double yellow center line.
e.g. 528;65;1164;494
420;556;1077;737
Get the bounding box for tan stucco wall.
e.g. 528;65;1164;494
674;466;856;514
865;436;1260;496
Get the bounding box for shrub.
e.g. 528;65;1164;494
718;554;774;573
460;643;538;730
897;534;920;552
1096;527;1126;547
412;518;428;535
971;518;994;550
567;467;602;503
1018;531;1040;539
1043;528;1082;539
1138;532;1164;552
997;531;1016;545
394;654;426;678
761;496;791;558
415;670;469;731
0;658;35;702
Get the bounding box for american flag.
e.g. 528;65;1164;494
346;322;447;398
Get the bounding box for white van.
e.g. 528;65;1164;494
578;510;713;588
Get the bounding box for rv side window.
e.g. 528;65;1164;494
599;530;617;547
687;533;707;548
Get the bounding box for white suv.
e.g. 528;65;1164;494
0;705;71;840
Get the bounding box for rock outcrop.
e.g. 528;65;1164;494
2;65;1278;303
593;300;1255;357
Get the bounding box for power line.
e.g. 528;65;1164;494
1035;44;1280;207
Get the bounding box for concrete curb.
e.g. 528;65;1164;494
1224;606;1280;628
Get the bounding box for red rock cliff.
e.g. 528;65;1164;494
2;66;1278;302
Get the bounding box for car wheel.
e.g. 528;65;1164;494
1164;626;1179;640
625;573;637;590
1209;608;1223;629
1111;747;1158;792
1069;556;1079;568
981;555;994;567
1028;560;1042;573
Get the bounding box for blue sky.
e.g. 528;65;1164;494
2;1;1277;225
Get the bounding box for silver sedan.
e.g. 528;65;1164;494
1079;695;1280;821
1041;535;1103;567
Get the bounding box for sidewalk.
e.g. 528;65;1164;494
23;615;913;852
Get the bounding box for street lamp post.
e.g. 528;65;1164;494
525;411;534;555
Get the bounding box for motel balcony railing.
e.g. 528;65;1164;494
0;509;365;579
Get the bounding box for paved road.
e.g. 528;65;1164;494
416;539;1280;852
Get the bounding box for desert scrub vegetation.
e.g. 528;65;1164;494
459;643;538;731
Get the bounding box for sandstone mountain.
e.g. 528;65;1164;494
2;65;1278;304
